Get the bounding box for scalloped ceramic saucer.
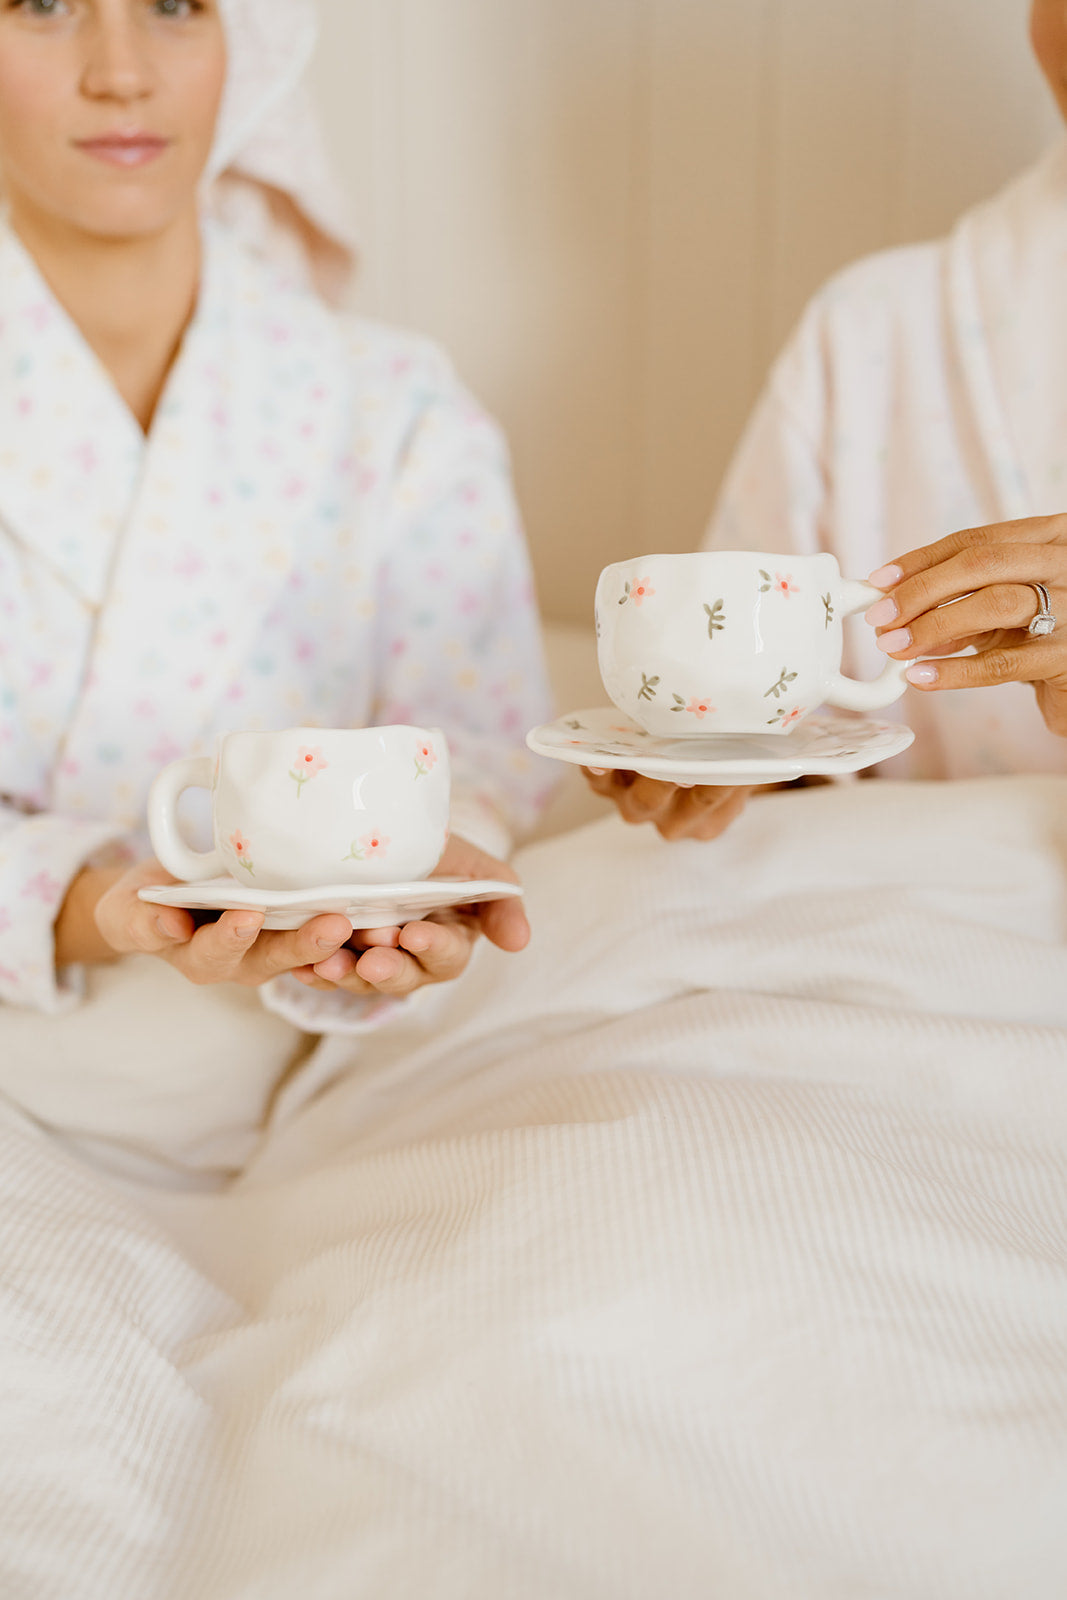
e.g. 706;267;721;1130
138;876;522;932
526;709;914;785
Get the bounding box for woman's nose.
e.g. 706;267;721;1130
81;13;155;104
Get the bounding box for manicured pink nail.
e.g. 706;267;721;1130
588;767;608;777
868;564;903;589
877;627;911;654
906;662;938;685
865;596;898;627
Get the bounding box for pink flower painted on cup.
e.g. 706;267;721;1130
773;573;799;598
686;698;716;720
414;739;437;779
344;832;391;863
229;830;255;876
767;705;806;730
620;576;655;608
290;745;327;798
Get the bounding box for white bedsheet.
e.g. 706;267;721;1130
3;777;1067;1599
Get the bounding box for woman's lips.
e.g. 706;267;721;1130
75;134;169;169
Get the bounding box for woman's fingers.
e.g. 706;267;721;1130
872;513;1067;588
872;583;1055;658
866;518;1067;704
581;766;618;797
904;639;1067;693
472;892;530;952
427;833;528;950
656;785;752;842
315;918;476;997
121;902;196;956
611;774;678;825
870;543;1062;633
90;859;193;957
249;914;354;982
581;768;752;842
163;910;264;983
168;910;351;986
397;918;476;977
357;926;403;948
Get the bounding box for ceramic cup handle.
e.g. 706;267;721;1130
822;579;910;714
147;757;225;883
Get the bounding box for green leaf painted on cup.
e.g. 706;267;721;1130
704;600;726;639
763;668;799;700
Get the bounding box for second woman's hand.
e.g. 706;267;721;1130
867;513;1067;737
582;769;754;840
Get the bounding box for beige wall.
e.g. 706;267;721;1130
309;0;1058;625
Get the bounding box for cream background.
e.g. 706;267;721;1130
309;0;1058;624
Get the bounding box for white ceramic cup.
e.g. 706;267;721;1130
595;551;909;737
148;726;451;889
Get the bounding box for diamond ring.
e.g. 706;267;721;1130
1028;582;1057;637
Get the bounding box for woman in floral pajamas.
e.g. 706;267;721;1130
0;0;552;1044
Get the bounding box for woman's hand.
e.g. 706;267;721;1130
295;834;529;998
866;514;1067;737
60;838;528;1003
75;858;356;988
582;768;753;840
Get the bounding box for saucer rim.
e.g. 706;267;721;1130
137;878;524;937
139;874;521;908
526;709;915;784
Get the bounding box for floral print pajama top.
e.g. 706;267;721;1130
0;219;552;1026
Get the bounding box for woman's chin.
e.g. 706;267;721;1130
31;187;200;248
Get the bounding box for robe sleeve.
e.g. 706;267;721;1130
368;349;555;859
0;806;124;1014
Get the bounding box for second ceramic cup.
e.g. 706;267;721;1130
148;725;451;889
596;551;909;736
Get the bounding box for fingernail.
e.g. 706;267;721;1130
865;597;898;627
676;782;696;790
402;929;432;953
906;662;938;685
868;564;903;589
588;767;608;777
317;933;342;951
877;627;911;654
155;915;181;940
233;917;260;941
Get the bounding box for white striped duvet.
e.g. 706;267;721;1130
3;776;1067;1599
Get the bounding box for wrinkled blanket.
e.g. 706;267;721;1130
3;777;1067;1599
